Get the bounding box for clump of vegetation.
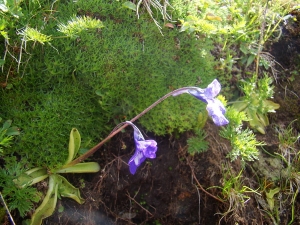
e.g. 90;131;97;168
0;119;20;154
232;75;280;134
187;129;208;156
1;128;100;225
220;106;264;162
253;122;300;224
212;167;259;223
58;16;104;38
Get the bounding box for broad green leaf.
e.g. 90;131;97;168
265;100;280;112
56;174;84;204
6;126;20;136
65;128;81;164
30;176;58;225
246;108;265;134
56;162;100;174
2;120;12;130
123;1;136;11
14;167;48;188
232;101;248;112
257;112;269;127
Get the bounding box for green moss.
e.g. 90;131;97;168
49;0;218;135
0;80;103;169
1;0;219;168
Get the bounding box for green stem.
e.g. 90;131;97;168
62;87;194;168
288;188;298;225
255;2;268;79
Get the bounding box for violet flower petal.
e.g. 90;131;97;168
138;140;157;159
188;79;221;103
128;150;147;175
171;79;229;126
206;99;229;126
126;121;158;175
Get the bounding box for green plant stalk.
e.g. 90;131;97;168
255;2;268;78
288;188;298;225
62;87;197;168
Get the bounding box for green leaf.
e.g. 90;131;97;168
95;90;102;96
256;112;269;127
264;100;280;112
14;167;48;188
232;101;248;112
6;126;20;136
6;83;13;89
123;1;136;11
30;176;58;225
58;205;64;213
28;172;85;225
65;128;81;164
56;174;85;204
56;162;100;173
0;59;5;66
246;108;266;134
2;120;12;130
266;187;280;211
0;19;6;30
246;54;255;67
196;110;208;129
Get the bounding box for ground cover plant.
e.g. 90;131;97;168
0;0;300;224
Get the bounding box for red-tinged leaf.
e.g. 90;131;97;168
164;23;174;28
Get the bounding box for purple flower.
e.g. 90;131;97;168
125;121;157;175
172;79;229;126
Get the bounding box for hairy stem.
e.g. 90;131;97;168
62;87;194;168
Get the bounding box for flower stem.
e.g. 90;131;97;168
63;87;192;168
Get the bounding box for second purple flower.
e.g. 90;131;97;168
125;121;158;175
